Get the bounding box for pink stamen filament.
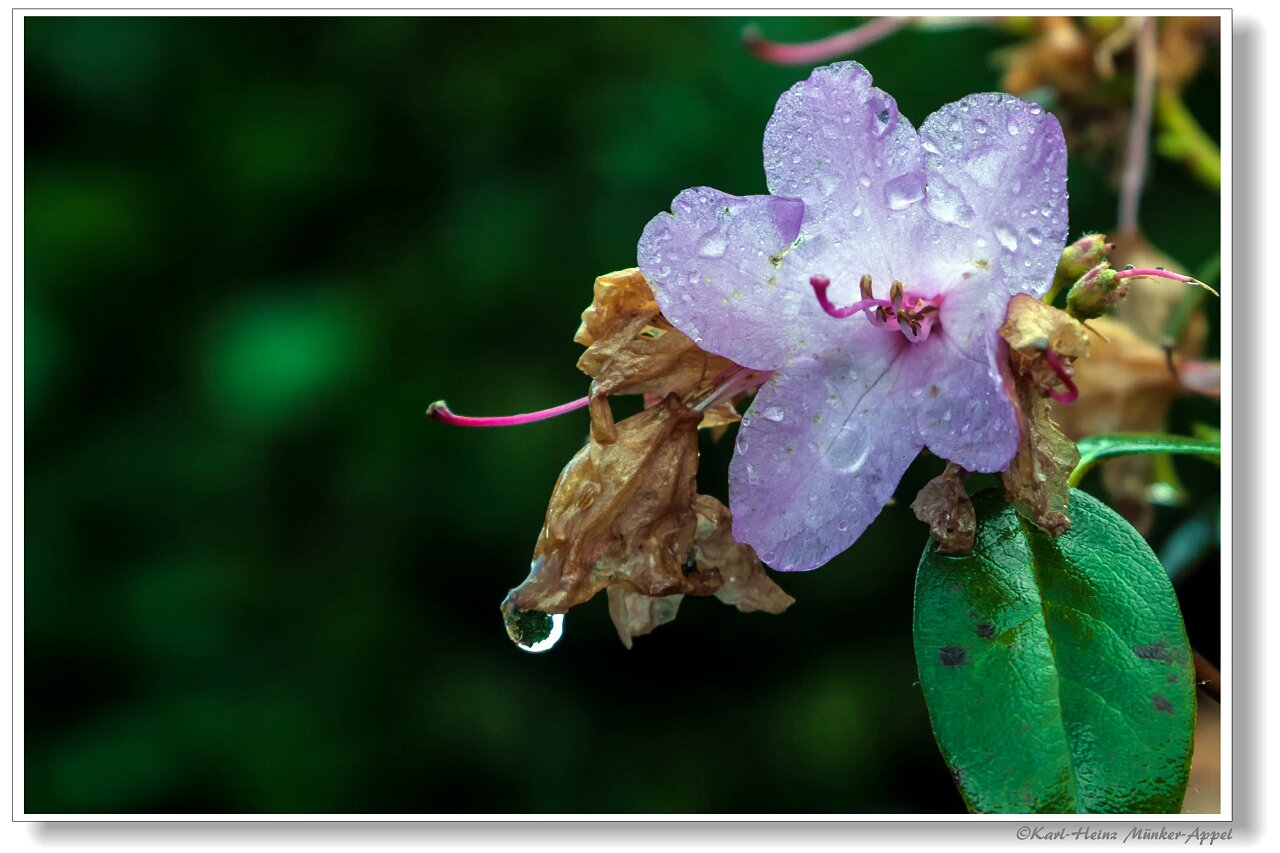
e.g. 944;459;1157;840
743;17;909;66
810;275;891;319
1115;267;1220;295
427;395;590;427
810;274;939;341
1042;351;1079;404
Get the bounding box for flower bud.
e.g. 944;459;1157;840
1066;263;1129;320
1049;233;1111;302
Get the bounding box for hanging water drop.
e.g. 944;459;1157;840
503;608;565;653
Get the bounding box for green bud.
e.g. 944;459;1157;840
1065;263;1129;320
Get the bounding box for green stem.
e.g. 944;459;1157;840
1155;89;1221;191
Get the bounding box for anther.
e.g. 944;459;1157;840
859;274;886;327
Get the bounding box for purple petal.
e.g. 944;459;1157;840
917;93;1069;301
728;336;923;571
762;61;928;287
914;309;1020;472
639;188;823;371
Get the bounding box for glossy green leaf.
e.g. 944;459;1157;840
1069;432;1220;487
913;489;1195;814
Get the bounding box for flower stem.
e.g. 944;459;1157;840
427;395;590;427
1118;16;1157;233
743;17;908;66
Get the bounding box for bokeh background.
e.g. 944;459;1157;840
24;16;1221;813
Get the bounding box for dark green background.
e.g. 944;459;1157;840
24;16;1221;813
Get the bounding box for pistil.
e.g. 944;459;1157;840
427;395;591;427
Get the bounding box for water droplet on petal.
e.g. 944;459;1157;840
1007;122;1020;136
873;108;892;136
696;234;727;257
859;174;872;188
885;172;925;211
974;120;988;135
1027;227;1043;246
763;406;786;423
994;225;1018;252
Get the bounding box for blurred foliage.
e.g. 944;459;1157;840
24;16;1220;813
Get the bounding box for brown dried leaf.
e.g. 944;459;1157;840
692;494;794;615
999;16;1094;99
1003;383;1080;536
999;295;1086;536
911;463;976;555
1052;315;1218;531
1000;294;1091;394
607;588;683;650
605;495;793;647
504;394;708;616
1156;16;1218;94
575;268;738;418
504;394;791;646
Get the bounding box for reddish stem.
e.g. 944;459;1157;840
744;17;908;66
427;395;590;427
1043;350;1079;404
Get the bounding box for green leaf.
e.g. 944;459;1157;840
913;488;1195;814
1070;432;1220;487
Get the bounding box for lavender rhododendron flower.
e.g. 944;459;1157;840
638;62;1068;571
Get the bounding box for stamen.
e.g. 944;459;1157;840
427;395;590;427
1042;351;1079;404
810;274;891;319
811;272;941;342
859;274;886;327
1114;267;1220;296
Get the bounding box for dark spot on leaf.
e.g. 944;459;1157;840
1152;695;1174;713
1167;673;1179;683
947;582;962;594
939;645;966;667
1135;640;1174;663
976;622;995;639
